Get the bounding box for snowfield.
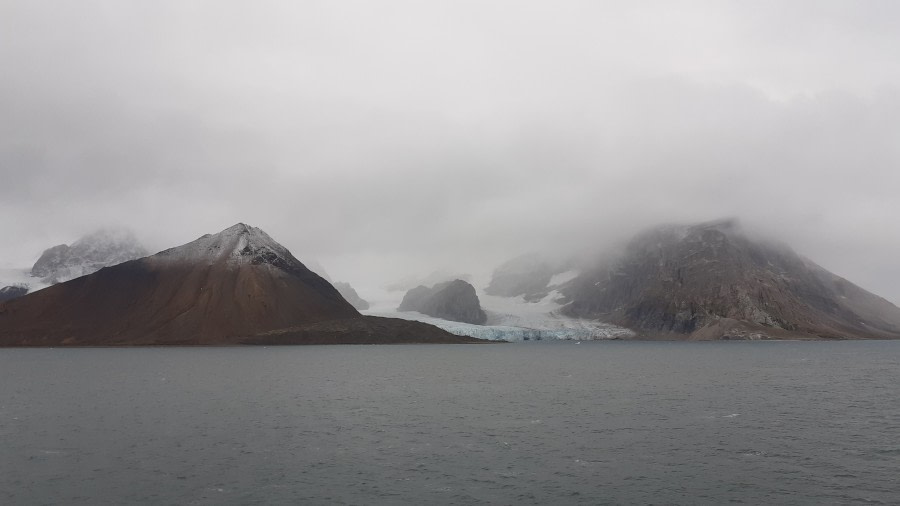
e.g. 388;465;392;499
0;267;51;296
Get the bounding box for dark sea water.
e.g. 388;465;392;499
2;341;900;505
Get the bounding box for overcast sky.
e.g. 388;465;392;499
2;1;900;302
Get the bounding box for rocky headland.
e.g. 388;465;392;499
399;279;487;325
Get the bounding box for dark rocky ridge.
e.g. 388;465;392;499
0;224;481;346
561;219;900;340
398;279;487;325
0;285;28;302
333;282;370;310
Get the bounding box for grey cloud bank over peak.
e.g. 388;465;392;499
2;1;900;304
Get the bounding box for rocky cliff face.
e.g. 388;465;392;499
31;228;148;284
561;219;900;340
398;279;487;325
0;224;482;346
333;282;370;310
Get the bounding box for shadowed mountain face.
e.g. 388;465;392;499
398;279;487;325
561;219;900;340
0;224;479;346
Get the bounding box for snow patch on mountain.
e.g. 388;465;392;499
548;270;579;287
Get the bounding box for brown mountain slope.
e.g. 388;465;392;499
561;219;900;340
0;224;478;346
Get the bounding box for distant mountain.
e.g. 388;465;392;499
303;259;332;282
485;253;574;301
399;279;487;325
333;282;370;310
0;224;481;346
561;219;900;340
32;228;148;284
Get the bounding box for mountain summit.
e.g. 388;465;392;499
561;219;900;340
154;223;293;267
0;224;477;346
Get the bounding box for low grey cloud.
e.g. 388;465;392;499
2;1;899;303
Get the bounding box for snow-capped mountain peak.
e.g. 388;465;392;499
154;223;295;268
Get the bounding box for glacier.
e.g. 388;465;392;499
362;288;634;342
0;267;51;299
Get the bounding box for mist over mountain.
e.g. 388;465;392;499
3;3;900;305
31;228;148;284
5;5;900;505
485;253;574;302
4;217;897;343
2;3;900;317
0;228;146;301
560;219;900;340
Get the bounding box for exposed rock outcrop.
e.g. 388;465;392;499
561;219;900;340
398;285;435;312
398;279;487;325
